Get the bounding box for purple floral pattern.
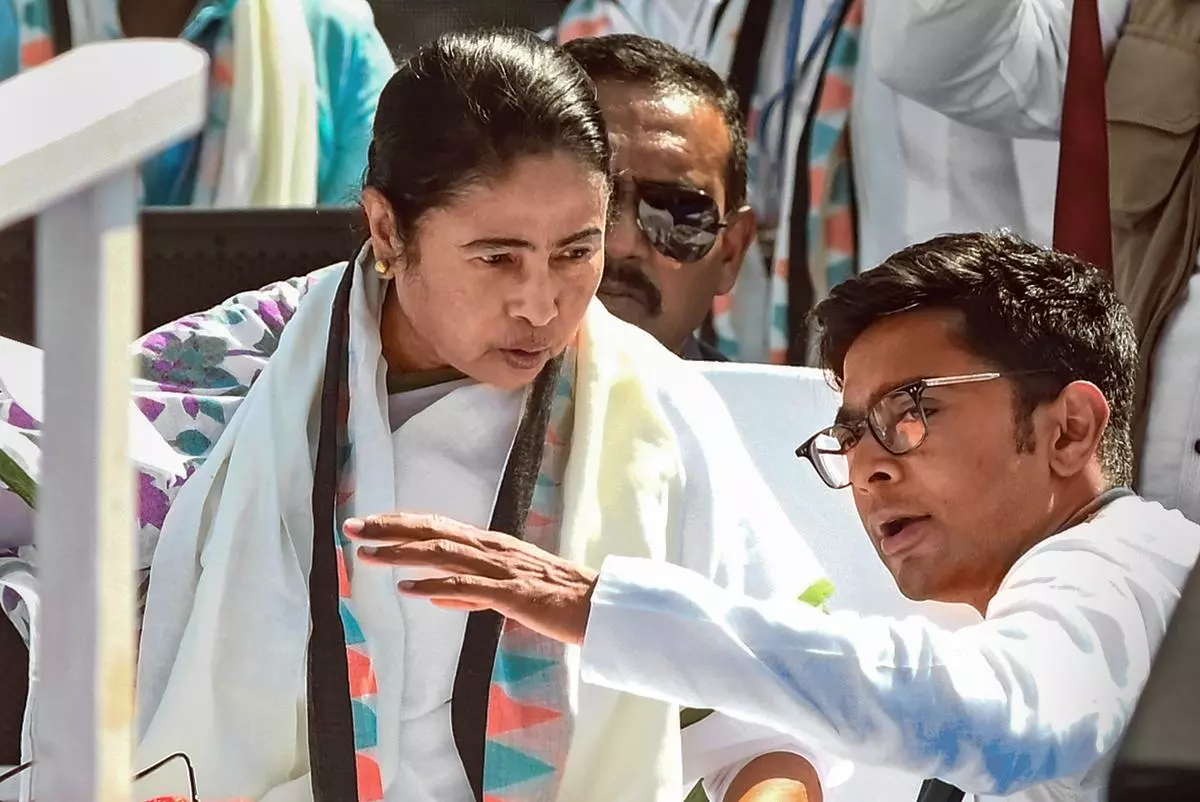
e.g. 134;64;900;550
139;332;241;392
138;472;171;532
0;269;327;621
5;402;36;430
130;271;326;554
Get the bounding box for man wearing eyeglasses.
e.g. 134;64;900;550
561;35;753;362
347;231;1200;802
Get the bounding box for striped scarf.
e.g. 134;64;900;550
711;0;862;364
800;0;861;326
330;353;579;801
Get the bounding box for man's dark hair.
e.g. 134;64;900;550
812;231;1138;486
561;34;748;211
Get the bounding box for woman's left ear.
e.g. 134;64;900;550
363;187;401;268
1047;381;1110;478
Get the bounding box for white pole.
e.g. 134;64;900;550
32;169;140;802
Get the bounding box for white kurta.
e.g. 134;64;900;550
867;0;1126;269
368;379;522;801
368;373;842;802
580;494;1200;802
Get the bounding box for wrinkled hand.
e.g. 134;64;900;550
344;514;597;646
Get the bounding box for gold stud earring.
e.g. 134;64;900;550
374;260;389;276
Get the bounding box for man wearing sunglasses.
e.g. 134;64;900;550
561;35;754;361
346;231;1200;802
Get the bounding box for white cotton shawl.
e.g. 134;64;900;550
135;256;694;802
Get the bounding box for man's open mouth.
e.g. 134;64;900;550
879;515;932;557
881;516;927;538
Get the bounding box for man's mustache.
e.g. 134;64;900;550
598;261;663;316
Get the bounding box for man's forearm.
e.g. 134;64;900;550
582;557;1124;795
726;752;821;802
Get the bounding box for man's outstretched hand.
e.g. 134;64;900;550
344;513;597;645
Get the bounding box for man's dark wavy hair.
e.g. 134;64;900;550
811;231;1138;486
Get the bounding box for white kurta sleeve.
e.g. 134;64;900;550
581;540;1155;797
870;0;1129;139
656;373;847;798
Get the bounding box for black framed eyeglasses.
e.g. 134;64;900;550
622;180;745;263
795;371;1043;489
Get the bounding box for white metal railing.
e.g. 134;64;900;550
0;39;207;802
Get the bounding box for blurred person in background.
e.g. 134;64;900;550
872;0;1200;525
0;0;394;206
563;34;754;362
557;0;1064;366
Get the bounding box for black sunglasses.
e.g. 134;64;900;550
622;180;743;263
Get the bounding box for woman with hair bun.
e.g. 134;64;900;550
130;28;828;802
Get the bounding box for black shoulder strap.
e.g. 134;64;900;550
785;0;856;364
451;356;562;799
49;0;72;56
305;260;561;801
727;0;773;120
307;260;359;801
917;778;966;802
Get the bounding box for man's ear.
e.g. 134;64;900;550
715;207;757;296
1045;380;1110;479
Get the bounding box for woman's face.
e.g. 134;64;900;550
366;153;608;389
